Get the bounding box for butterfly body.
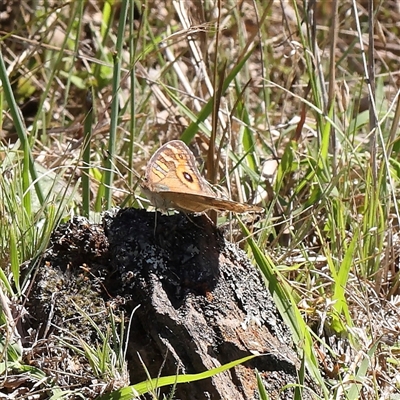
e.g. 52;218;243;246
141;140;262;213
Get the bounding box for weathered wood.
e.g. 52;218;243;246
26;209;313;399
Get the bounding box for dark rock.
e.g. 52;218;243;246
25;209;313;399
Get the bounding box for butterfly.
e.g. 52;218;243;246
141;140;262;213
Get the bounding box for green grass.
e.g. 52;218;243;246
1;0;400;399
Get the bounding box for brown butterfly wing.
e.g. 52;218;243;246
142;140;262;213
144;140;215;196
203;196;263;213
161;192;263;213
